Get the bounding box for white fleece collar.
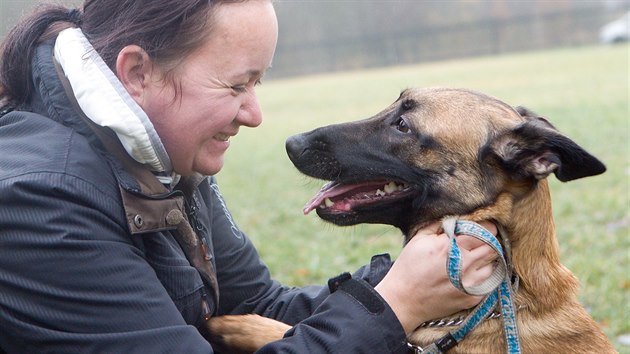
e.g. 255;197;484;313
54;28;176;184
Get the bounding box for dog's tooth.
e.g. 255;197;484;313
324;198;334;207
376;189;386;197
384;182;397;194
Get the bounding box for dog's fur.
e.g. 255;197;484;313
207;88;616;353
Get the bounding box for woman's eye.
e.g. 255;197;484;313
232;85;247;93
395;117;411;133
232;78;262;94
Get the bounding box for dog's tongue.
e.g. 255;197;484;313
303;181;359;215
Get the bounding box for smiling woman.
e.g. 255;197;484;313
0;1;499;353
133;1;278;176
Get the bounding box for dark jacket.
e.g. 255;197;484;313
0;40;408;353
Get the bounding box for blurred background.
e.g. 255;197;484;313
270;0;629;78
1;0;629;351
1;0;629;78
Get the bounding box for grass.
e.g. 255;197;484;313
216;44;629;351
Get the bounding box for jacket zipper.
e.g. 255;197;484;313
187;193;211;261
186;192;214;320
200;286;212;321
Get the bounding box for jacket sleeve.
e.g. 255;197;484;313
0;169;213;354
206;178;408;353
258;276;409;353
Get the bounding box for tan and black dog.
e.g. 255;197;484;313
208;88;616;353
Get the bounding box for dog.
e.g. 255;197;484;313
207;87;616;353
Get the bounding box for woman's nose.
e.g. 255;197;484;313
237;92;263;128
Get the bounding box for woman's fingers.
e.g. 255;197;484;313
457;221;500;287
462;258;497;288
466;238;499;265
455;221;498;250
376;219;502;332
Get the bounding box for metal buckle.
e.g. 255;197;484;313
0;104;15;118
407;341;424;353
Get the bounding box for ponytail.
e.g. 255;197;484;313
0;5;81;106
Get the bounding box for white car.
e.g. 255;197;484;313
600;11;630;44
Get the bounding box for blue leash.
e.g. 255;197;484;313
414;219;521;354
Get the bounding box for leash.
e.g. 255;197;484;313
408;219;521;354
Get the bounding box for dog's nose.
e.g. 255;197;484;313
286;134;307;163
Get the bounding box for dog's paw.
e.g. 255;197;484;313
207;314;291;354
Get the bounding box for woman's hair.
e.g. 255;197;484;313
0;0;246;107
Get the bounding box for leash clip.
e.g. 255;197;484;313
407;341;424;353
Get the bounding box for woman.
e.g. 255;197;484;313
0;1;497;353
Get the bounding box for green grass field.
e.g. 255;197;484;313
216;44;629;351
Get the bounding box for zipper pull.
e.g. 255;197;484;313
200;287;212;321
200;236;211;262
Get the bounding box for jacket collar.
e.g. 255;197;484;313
30;40;218;301
53;28;176;184
29;34;211;235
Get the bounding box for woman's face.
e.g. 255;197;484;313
141;1;278;176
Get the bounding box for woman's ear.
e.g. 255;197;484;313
115;45;153;104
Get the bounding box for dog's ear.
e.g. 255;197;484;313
488;109;606;182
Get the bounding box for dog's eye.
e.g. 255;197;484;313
394;117;411;133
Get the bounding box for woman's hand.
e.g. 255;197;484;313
375;221;498;334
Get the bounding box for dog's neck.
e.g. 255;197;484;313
407;180;580;315
407;180;611;351
505;180;580;313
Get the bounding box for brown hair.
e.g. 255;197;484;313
0;0;247;107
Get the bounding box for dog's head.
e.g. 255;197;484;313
286;87;605;236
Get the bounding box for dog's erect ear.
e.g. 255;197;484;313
488;109;606;182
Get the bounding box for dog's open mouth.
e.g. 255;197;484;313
303;180;414;215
